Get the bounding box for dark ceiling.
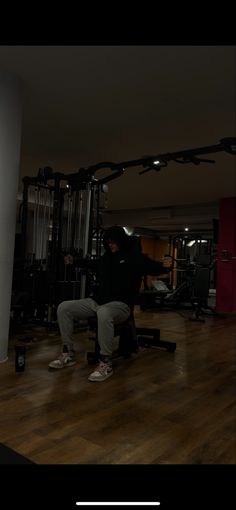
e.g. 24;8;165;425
0;45;235;234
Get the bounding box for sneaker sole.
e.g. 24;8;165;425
48;360;77;369
88;370;113;382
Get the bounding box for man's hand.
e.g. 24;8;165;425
162;255;173;269
64;254;74;265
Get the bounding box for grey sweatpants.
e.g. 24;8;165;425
57;297;131;357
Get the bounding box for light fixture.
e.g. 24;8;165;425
187;240;195;247
123;226;134;236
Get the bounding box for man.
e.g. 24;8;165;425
48;226;172;382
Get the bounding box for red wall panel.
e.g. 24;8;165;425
216;197;236;312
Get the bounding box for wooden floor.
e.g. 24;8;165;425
0;307;235;464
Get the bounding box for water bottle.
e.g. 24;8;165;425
15;345;26;372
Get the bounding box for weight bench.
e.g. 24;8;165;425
86;312;176;364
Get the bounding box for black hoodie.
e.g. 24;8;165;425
78;226;170;308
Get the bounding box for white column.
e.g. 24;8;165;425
0;70;22;362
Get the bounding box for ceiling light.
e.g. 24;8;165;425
187;240;195;247
123;226;134;236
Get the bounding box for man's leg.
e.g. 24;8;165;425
49;298;97;369
97;301;131;358
88;301;130;381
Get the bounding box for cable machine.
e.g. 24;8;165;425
15;166;113;323
14;137;236;325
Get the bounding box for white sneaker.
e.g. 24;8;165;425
88;360;113;382
48;352;76;369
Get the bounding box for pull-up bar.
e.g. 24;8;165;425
81;136;236;183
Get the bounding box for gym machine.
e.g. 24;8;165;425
13;166;111;324
13;137;236;329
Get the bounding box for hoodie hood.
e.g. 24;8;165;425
103;226;129;252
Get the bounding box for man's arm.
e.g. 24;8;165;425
138;253;173;276
64;254;100;273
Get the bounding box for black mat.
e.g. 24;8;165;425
0;443;34;464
